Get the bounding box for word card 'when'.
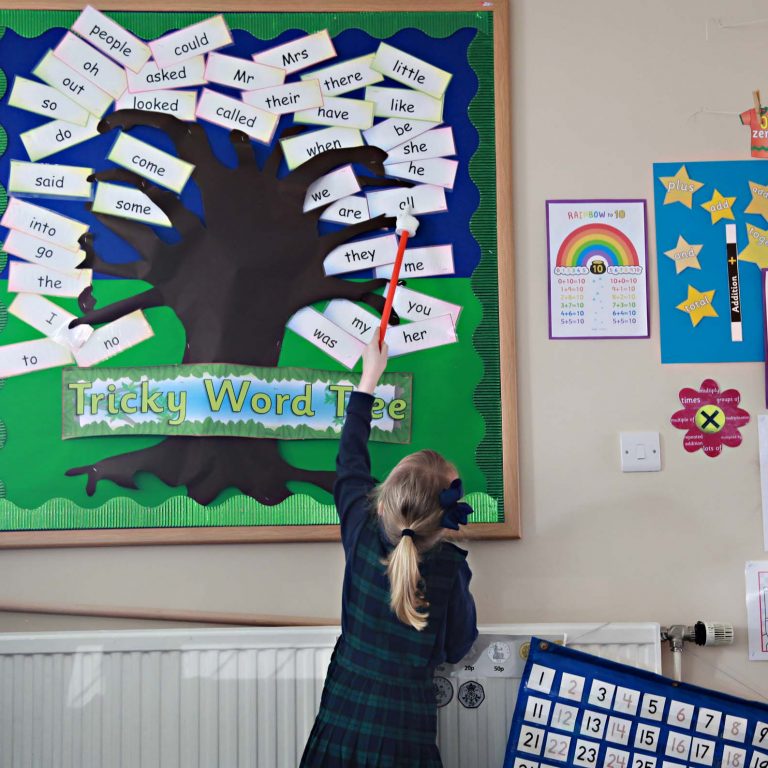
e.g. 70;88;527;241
281;127;363;171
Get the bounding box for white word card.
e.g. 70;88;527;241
33;51;113;118
92;182;172;228
3;229;86;275
0;338;73;379
205;52;284;91
116;90;197;121
363;117;440;152
74;310;154;367
302;54;383;96
323;300;379;343
385;127;455;163
8;161;93;201
149;15;233;68
365;86;444;122
367;184;447;218
294;96;374;130
8;76;90;126
54;32;128;99
196;89;278;145
374;245;455;278
253;31;336;75
9;294;92;350
287;307;364;368
371;43;452;99
21;115;101;162
72;6;152;73
392;285;462;325
304;165;360;212
385;158;458;189
2;198;89;251
319;195;371;225
9;262;92;298
108;133;194;194
386;316;457;357
280;127;363;171
242;80;323;116
126;56;206;94
324;233;398;276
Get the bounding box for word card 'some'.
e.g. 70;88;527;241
504;639;768;768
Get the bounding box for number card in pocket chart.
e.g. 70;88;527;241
505;638;768;768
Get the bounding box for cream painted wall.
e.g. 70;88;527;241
1;0;767;702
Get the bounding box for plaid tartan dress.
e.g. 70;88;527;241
300;392;478;768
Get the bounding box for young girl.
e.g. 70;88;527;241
301;338;478;768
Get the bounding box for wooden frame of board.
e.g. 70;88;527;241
0;0;518;548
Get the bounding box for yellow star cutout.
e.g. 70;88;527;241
664;236;703;273
676;285;718;327
738;222;768;269
744;180;768;223
658;165;704;208
700;189;736;224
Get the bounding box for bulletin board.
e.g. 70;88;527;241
0;0;516;547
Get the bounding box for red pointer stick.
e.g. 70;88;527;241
378;230;410;348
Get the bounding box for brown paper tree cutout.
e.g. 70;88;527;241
66;110;407;505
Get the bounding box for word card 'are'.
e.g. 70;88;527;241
91;182;172;228
371;43;452;99
386;316;457;357
196;88;278;145
126;56;206;94
280;127;364;171
116;91;197;121
253;30;336;75
9;294;93;351
54;32;128;100
319;195;371;225
366;184;448;218
374;245;455;278
108;133;195;194
204;52;284;91
21;115;101;162
74;311;154;367
8;262;92;298
303;166;361;213
300;54;383;96
294;97;375;130
8;76;90;127
365;86;444;122
0;338;74;379
149;15;233;68
323;233;398;276
286;307;364;369
8;161;94;201
363;118;440;152
242;80;324;116
3;230;86;275
1;198;89;251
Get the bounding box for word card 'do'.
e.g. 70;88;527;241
8;76;90;127
303;165;361;213
242;80;324;116
204;52;284;91
365;86;444;122
294;96;375;130
374;244;455;279
286;307;364;369
319;195;371;225
371;42;452;99
8;161;93;201
300;54;383;96
392;285;462;325
116;91;197;121
1;198;89;251
366;184;448;218
323;300;379;344
0;338;73;379
253;30;336;75
74;310;154;367
323;233;398;276
196;89;278;144
72;5;152;73
91;182;172;228
108;133;195;194
8;262;92;298
54;32;128;100
386;315;457;357
126;57;206;94
280;126;364;171
3;229;86;275
363;117;440;152
385;158;458;189
149;15;233;68
21;115;100;163
9;294;93;351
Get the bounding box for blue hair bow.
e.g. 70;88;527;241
439;478;474;530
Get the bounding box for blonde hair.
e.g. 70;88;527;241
372;450;457;631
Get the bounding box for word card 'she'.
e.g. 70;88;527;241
385;127;456;163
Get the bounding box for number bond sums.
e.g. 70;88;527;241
504;640;768;768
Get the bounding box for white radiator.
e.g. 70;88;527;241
0;622;660;768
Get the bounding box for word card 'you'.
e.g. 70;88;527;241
149;15;233;68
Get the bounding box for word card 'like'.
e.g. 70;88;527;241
320;195;371;225
392;285;462;325
91;182;172;228
8;262;92;298
196;89;278;144
374;244;455;278
253;31;336;75
149;15;233;68
3;229;86;275
294;97;375;130
8;76;90;127
126;56;206;94
323;300;379;343
280;127;364;171
9;294;93;351
204;52;284;91
363;117;440;152
54;32;128;100
21;115;101;163
73;310;154;367
1;198;89;251
242;80;324;116
301;54;383;96
365;86;444;123
108;133;195;194
367;184;448;218
8;161;93;201
0;338;73;379
386;316;457;357
286;307;365;369
304;166;361;213
116;91;197;121
324;233;398;276
371;43;452;99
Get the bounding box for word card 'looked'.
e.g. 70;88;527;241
72;5;152;72
253;30;336;75
116;91;197;121
149;15;233;68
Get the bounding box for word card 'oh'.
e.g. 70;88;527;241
280;127;363;171
108;133;195;194
8;262;92;298
1;198;89;251
54;32;128;100
385;158;458;189
374;245;455;278
294;96;375;130
392;285;462;325
286;307;364;369
302;54;383;96
365;86;444;123
386;316;457;357
205;52;284;92
21;115;101;163
149;15;233;68
8;76;90;127
319;195;371;225
304;165;361;212
242;80;324;116
116;91;197;121
253;30;336;75
324;233;398;276
33;51;113;119
385;127;455;163
367;184;447;218
363;117;440;152
92;182;172;228
371;43;452;99
72;6;152;73
3;230;86;275
126;57;206;94
9;294;93;351
323;300;379;343
74;310;154;367
8;161;93;201
196;89;278;145
0;338;73;379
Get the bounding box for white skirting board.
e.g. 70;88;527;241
0;622;660;768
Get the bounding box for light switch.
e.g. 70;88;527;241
619;432;661;472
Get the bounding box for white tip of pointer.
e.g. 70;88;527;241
396;206;419;237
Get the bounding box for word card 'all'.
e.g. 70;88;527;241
108;133;195;194
319;195;371;225
149;15;233;68
253;31;336;75
8;76;90;127
1;198;89;251
367;184;448;218
294;96;375;130
365;86;444;122
3;230;86;275
205;52;284;91
242;80;324;116
286;307;364;369
0;338;73;379
386;316;457;357
91;182;172;228
8;161;93;201
54;32;128;100
9;294;93;351
363;117;440;152
21;115;101;163
8;262;92;298
280;127;363;171
196;89;278;145
126;57;206;94
74;311;154;367
323;300;379;344
324;234;398;276
374;245;455;279
72;5;152;73
116;91;197;121
303;165;361;212
301;54;383;96
371;43;452;99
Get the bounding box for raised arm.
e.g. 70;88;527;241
444;559;479;664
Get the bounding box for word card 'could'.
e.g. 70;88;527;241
301;54;383;96
286;307;364;369
149;15;232;68
1;198;89;251
196;88;278;144
253;30;336;75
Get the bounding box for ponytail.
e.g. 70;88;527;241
386;534;428;631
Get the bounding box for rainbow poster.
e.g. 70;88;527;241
546;200;649;339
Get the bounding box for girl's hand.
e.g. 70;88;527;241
358;338;388;394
